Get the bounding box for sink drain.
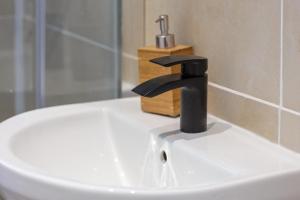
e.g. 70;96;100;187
160;150;167;163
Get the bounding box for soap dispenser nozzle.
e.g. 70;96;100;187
155;15;175;49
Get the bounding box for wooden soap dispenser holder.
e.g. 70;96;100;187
137;15;193;117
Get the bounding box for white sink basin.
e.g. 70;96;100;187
1;97;300;200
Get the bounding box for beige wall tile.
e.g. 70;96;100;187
145;0;281;103
122;56;139;85
122;0;145;56
46;0;117;47
45;28;117;106
283;0;300;113
41;0;121;105
208;85;278;142
281;111;300;153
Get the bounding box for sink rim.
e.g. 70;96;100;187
1;151;300;196
1;98;300;196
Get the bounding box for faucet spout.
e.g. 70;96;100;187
132;74;201;97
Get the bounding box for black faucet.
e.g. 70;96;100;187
132;55;208;133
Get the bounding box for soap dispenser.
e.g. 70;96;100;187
155;15;175;48
138;15;193;117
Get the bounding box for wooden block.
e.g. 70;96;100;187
138;45;193;117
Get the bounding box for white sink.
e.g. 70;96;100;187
1;97;300;200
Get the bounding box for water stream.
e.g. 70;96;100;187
139;134;178;188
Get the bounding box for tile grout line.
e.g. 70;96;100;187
208;82;279;108
24;16;139;63
46;24;116;53
208;81;300;117
47;23;139;61
281;107;300;117
278;0;284;144
122;52;138;60
23;16;117;53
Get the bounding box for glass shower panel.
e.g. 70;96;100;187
22;0;36;113
0;0;15;121
0;0;35;121
0;0;121;121
44;0;121;106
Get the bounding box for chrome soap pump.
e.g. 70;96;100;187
155;15;175;48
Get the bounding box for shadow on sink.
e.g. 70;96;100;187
152;122;232;143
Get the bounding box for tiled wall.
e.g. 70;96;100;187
124;0;300;152
281;0;300;152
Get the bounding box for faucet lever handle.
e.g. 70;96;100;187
151;55;208;77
